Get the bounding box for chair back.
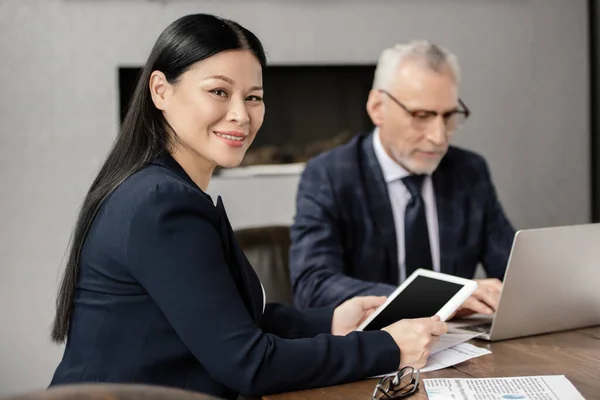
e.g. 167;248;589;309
1;383;223;400
234;226;293;305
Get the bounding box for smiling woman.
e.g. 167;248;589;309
48;13;447;400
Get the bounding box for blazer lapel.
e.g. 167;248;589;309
431;162;459;276
215;196;264;322
152;154;264;322
359;133;399;284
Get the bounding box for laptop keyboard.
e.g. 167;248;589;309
460;322;492;333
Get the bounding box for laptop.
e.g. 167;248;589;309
455;223;600;341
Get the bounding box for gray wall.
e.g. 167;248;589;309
0;0;589;395
592;0;600;221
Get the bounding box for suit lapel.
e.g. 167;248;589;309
152;154;264;322
215;196;264;322
359;133;399;284
432;161;459;276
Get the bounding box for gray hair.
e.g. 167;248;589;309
372;40;461;89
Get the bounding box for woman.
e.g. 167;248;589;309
50;14;447;399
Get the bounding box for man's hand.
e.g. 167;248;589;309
331;296;387;336
452;278;503;319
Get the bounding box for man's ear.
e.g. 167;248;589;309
366;89;384;126
149;71;172;111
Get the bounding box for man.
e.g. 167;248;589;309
290;41;515;317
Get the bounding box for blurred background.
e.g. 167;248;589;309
0;0;597;395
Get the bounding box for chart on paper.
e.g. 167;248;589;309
424;375;585;400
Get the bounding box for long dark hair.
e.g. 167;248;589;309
51;14;267;343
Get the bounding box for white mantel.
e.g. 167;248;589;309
207;163;305;230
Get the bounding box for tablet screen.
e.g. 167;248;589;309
363;275;465;331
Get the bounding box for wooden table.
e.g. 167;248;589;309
264;326;600;400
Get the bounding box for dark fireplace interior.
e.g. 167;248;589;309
119;64;376;166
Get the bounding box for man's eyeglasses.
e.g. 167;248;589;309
371;366;420;399
379;89;470;133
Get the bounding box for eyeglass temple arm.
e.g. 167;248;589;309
458;98;470;117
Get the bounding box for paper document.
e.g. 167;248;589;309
424;375;585;400
376;342;490;378
421;343;490;373
431;332;483;354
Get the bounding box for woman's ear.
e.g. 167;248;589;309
366;89;384;126
149;71;172;111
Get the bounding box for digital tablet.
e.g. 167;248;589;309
357;269;478;331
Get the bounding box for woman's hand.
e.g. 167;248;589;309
382;316;448;369
331;296;387;336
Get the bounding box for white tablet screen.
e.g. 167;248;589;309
362;275;465;331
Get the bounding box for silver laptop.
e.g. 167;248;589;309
456;223;600;341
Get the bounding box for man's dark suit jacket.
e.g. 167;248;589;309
290;132;515;309
50;154;399;399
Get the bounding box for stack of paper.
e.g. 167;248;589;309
431;332;482;354
376;332;489;377
421;342;490;373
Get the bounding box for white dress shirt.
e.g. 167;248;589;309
372;129;441;283
260;282;266;313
